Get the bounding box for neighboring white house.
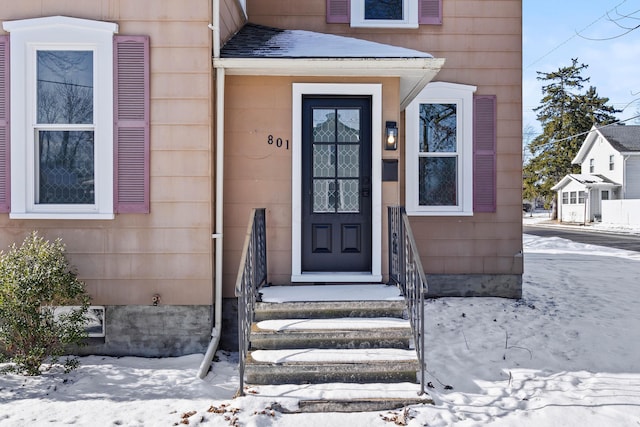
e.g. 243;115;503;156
552;125;640;224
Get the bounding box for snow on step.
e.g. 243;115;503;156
250;348;418;364
256;317;410;331
251;382;425;401
260;284;403;303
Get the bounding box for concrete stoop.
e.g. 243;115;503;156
241;286;431;411
296;397;434;413
244;381;434;413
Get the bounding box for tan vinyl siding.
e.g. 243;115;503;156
220;0;246;44
0;0;214;305
223;75;400;295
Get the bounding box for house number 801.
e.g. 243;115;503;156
267;135;289;150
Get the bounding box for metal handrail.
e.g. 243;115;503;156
388;206;429;395
235;208;267;397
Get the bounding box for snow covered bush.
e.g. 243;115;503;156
0;232;90;375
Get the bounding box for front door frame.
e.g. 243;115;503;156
292;83;382;282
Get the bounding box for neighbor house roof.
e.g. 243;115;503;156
573;125;640;164
551;173;620;191
215;23;445;110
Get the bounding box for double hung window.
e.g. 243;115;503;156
327;0;442;27
406;82;482;215
352;0;419;28
1;16;149;219
36;50;95;205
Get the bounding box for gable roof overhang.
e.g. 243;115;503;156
573;124;640;164
572;126;599;165
551;174;621;191
215;24;445;110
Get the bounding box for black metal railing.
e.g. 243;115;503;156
235;208;267;397
388;206;429;395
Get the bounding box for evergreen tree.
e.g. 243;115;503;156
524;59;619;215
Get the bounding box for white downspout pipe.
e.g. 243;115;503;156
198;0;223;379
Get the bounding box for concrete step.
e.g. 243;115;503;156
242;382;433;413
245;348;420;385
254;300;407;321
251;317;413;350
241;382;433;414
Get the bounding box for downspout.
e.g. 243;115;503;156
198;0;223;379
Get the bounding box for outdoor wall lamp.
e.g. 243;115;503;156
385;121;398;150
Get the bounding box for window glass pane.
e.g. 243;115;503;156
37;130;94;204
365;0;403;20
578;191;585;203
419;103;457;153
313;145;335;177
570;191;576;204
562;192;569;204
37;50;93;124
313;180;336;213
338;145;359;177
336;109;360;142
313;109;336;143
419;157;457;206
602;190;609;200
338;179;359;212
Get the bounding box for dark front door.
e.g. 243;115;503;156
301;96;372;272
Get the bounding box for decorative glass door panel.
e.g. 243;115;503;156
302;97;372;272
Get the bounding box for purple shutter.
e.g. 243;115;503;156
114;35;149;214
473;94;496;212
419;0;442;25
327;0;350;23
0;36;9;213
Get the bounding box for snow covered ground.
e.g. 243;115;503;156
2;219;640;426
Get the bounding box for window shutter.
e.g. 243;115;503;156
0;36;9;213
419;0;442;25
327;0;350;23
114;35;149;214
473;94;496;212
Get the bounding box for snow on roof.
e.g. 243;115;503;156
551;173;620;191
221;23;434;59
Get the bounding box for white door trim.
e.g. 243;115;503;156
291;83;382;283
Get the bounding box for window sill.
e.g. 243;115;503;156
10;212;115;220
350;21;419;29
405;209;473;217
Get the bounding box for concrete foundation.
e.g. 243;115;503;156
425;274;523;298
77;305;212;357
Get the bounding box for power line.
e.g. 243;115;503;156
37;79;93;89
526;114;640;152
525;0;628;70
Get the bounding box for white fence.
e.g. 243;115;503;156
602;199;640;226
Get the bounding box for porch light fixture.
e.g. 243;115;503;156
385;121;398;150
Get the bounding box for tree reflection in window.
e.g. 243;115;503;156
418;103;458;206
365;0;403;20
36;51;94;204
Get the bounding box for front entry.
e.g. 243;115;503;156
301;96;372;272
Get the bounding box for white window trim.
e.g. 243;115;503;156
405;82;476;216
351;0;419;28
291;83;382;283
3;16;117;220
